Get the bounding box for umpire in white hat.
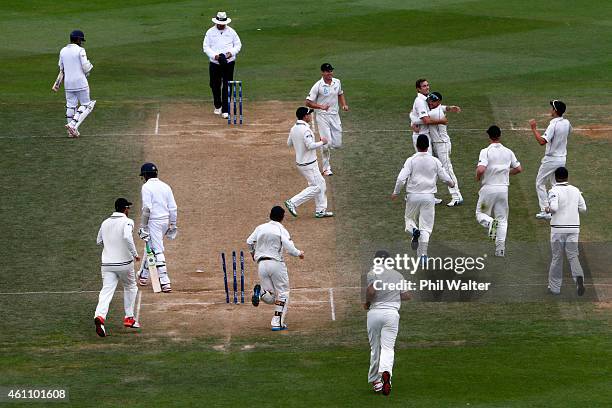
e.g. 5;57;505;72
203;11;242;119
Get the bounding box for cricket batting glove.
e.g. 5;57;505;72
138;227;150;241
166;225;178;240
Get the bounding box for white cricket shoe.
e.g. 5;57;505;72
494;248;505;257
372;381;383;393
161;283;172;293
447;198;463;207
65;123;79;138
315;210;334;218
214;107;222;115
222;113;229;119
284;200;297;217
322;169;333;176
535;211;552;220
434;198;442;205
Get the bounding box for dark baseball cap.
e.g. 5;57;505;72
115;197;132;211
320;63;334;72
427;92;442;102
550;99;566;115
296;107;314;119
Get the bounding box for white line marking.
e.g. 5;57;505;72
329;288;336;321
155;112;160;135
141;300;328;306
135;291;142;321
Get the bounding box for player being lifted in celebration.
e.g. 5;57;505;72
52;30;96;138
137;163;178;293
475;126;522;257
247;206;304;331
411;92;463;206
305;63;349;176
529;100;571;220
392;135;454;258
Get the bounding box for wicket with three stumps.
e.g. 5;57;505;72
227;80;243;125
221;250;245;304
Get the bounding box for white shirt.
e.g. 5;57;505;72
427;105;450;143
393;152;452;195
203;25;242;63
411;93;429;136
548;182;587;234
478;143;520;187
246;221;301;262
287;120;323;165
96;212;138;266
141;178;178;223
58;44;93;91
367;266;406;311
543;117;571;157
306;78;343;116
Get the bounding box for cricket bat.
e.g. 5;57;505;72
51;70;64;92
145;241;162;293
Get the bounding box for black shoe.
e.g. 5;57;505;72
411;228;420;251
381;371;392;396
252;284;261;307
576;276;585;296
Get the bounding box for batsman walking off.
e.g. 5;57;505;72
94;198;140;337
247;206;304;331
52;30;96;138
137;163;178;293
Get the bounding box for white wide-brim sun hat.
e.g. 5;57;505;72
212;11;231;25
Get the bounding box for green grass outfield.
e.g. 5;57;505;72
1;1;611;406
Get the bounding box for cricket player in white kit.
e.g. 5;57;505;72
546;167;587;296
94;198;140;337
305;63;349;176
137;163;178;293
475;126;522;257
412;92;463;206
248;206;304;331
410;79;448;154
52;30;96;138
392;135;454;257
365;250;411;396
284;107;333;218
529;100;571;220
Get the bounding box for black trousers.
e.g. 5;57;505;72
209;61;235;112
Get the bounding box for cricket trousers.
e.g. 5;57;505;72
432;141;462;200
476;185;509;251
405;193;435;256
316;113;342;172
548;232;584;293
94;263;138;319
258;259;290;328
209;61;235;113
367;308;400;383
536;156;565;211
290;161;328;212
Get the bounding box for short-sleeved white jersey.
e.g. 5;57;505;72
543;117;571;157
477;143;520;187
394;152;452;195
307;78;343;115
411;93;429;136
141;178;178;223
287;120;322;165
58;43;92;91
428;105;449;143
367;266;406;311
246;221;301;262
